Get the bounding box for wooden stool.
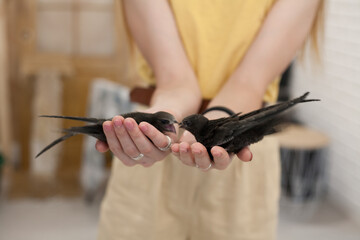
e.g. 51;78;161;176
275;124;330;202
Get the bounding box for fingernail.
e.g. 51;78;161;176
139;123;148;132
214;151;221;158
125;120;134;130
114;119;122;128
180;147;188;153
171;146;178;153
103;122;112;131
193;149;202;155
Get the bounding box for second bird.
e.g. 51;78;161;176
179;92;320;159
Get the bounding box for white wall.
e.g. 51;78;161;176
290;0;360;225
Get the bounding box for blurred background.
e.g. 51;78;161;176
0;0;359;239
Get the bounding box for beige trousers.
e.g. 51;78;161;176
98;136;280;240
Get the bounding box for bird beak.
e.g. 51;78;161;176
165;124;177;134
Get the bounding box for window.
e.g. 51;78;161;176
36;0;115;56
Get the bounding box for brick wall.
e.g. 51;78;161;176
290;0;360;225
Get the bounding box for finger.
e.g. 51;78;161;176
211;146;232;170
179;142;195;167
95;140;109;153
103;119;137;167
139;122;174;152
191;143;212;171
123;118;161;167
236;146;253;162
103;120;121;154
124;119;160;163
113;117;142;160
171;143;180;157
180;130;197;144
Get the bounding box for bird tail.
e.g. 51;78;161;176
35;133;75;158
39;115;106;123
63;125;106;142
36;116;108;158
36;124;107;158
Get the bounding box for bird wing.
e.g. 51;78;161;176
237;92;318;121
200;113;243;147
205;122;236;147
39;115;107;123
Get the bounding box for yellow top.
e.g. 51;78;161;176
135;0;279;103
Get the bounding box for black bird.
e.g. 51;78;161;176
36;111;177;158
179;92;320;159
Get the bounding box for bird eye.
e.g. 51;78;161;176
183;120;191;126
160;119;170;125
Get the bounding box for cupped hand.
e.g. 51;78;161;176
96;115;177;167
171;130;253;171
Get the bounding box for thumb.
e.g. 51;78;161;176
95;140;109;153
236;146;253;162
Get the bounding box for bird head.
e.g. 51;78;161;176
179;114;209;136
153;111;178;133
